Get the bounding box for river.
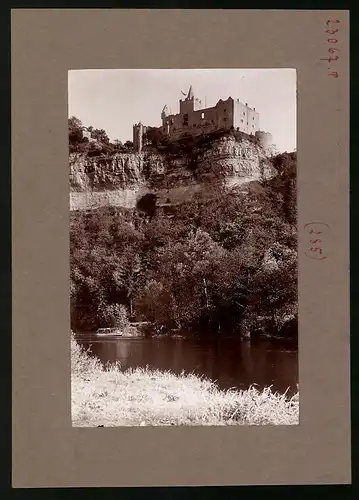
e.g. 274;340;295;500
75;332;298;396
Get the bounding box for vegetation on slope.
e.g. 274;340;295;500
69;117;297;339
69;116;133;156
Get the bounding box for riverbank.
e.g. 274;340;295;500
71;335;299;427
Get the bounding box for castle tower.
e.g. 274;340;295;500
187;85;194;99
161;105;170;134
161;105;169;125
133;122;145;152
255;131;273;150
179;85;201;114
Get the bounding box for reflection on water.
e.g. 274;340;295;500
75;334;298;395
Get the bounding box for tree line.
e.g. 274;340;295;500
69;116;133;156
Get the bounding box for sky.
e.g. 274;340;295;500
68;68;296;153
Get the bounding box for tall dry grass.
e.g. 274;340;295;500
71;334;299;427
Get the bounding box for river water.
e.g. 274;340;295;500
75;333;298;396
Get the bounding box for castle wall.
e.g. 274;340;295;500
161;97;235;139
247;108;259;135
136;92;261;145
179;97;201;114
233;100;259;135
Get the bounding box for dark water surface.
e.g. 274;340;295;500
76;333;298;395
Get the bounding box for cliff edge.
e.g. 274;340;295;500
69;135;276;211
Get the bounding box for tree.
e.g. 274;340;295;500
113;139;123;149
111;253;143;318
244;242;298;336
68;116;84;146
91;128;110;144
69;116;83;130
97;302;129;329
269;152;297;225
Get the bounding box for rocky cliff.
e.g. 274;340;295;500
69;136;276;211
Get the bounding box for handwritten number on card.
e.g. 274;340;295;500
304;223;329;260
321;19;341;77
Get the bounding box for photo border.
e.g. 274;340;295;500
11;8;350;487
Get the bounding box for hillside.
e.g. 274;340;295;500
69;120;297;340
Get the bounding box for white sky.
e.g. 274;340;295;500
68;68;296;153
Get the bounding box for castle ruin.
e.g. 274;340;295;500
133;85;272;152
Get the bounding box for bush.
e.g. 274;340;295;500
70;332;103;376
98;302;129;329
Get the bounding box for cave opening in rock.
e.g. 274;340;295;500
136;193;157;219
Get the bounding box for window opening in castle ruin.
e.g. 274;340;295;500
201;112;205;119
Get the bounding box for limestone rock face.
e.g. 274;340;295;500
69;137;276;211
69;152;164;191
195;137;274;188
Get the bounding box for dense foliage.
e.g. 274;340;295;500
143;125;261;156
70;132;297;339
68;116;133;156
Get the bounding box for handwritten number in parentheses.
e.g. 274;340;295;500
304;223;329;260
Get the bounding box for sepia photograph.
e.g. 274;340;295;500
69;68;298;427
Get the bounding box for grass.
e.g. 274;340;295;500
71;334;299;427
